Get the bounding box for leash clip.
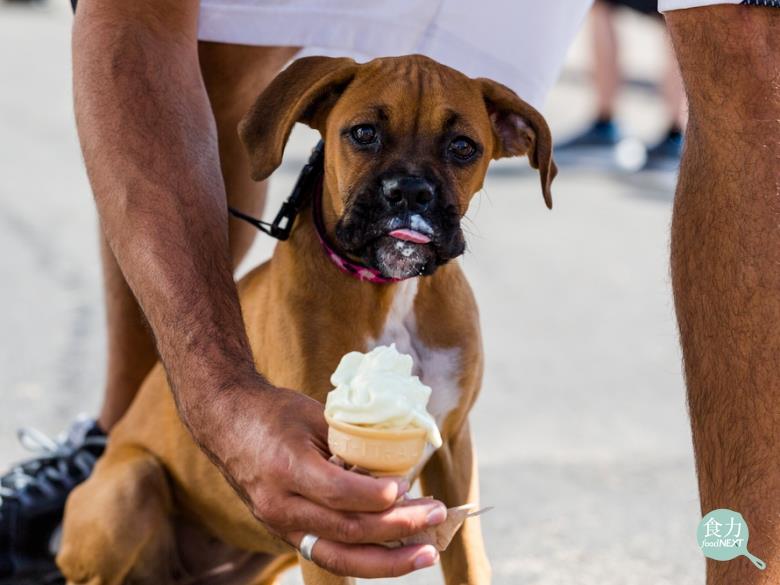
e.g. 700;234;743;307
229;141;325;241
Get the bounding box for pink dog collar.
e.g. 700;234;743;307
312;179;405;284
229;141;417;285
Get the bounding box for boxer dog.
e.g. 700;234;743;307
57;55;555;585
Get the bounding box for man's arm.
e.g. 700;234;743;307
73;2;252;431
72;0;443;576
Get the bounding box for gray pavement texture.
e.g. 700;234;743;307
0;3;703;584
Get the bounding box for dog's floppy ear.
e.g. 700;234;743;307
478;79;557;209
239;56;359;181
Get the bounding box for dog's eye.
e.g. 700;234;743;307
350;125;378;145
448;137;477;161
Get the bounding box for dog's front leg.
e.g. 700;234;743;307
57;445;174;585
419;420;491;585
299;557;355;585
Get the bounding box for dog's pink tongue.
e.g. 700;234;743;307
388;229;431;244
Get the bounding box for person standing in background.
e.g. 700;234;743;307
557;0;687;170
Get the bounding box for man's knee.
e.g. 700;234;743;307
199;43;300;121
666;5;778;123
199;44;300;267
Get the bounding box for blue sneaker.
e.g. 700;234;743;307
642;130;684;171
556;119;622;151
554;119;623;170
0;416;106;584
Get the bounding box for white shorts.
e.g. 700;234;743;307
659;0;738;10
661;0;780;10
198;0;593;108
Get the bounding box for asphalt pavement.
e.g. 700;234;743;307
0;3;702;584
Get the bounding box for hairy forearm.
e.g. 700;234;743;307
73;3;261;427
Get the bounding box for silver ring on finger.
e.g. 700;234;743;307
299;533;320;562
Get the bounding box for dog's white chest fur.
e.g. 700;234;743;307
368;280;461;429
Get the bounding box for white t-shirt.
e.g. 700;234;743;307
197;0;594;108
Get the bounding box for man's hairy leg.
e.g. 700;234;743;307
591;1;620;120
97;233;158;430
667;6;779;583
96;43;297;430
199;42;300;261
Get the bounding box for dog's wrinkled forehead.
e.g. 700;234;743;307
328;56;492;149
331;59;497;182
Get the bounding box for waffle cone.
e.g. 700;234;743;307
325;415;426;476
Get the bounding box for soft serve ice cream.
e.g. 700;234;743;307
325;344;443;448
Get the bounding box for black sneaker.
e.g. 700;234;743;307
0;416;106;584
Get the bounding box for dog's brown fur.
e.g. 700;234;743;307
57;55;555;585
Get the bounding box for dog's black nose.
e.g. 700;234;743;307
380;175;436;211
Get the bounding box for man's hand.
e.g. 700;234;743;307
187;380;444;577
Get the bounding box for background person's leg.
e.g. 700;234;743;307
555;1;623;154
667;5;779;583
643;34;686;169
661;40;686;134
591;0;621;123
97;43;299;431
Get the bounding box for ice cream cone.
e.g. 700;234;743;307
325;415;427;476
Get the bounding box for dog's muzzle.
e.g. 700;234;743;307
336;173;464;280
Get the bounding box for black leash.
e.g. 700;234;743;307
228;142;324;241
